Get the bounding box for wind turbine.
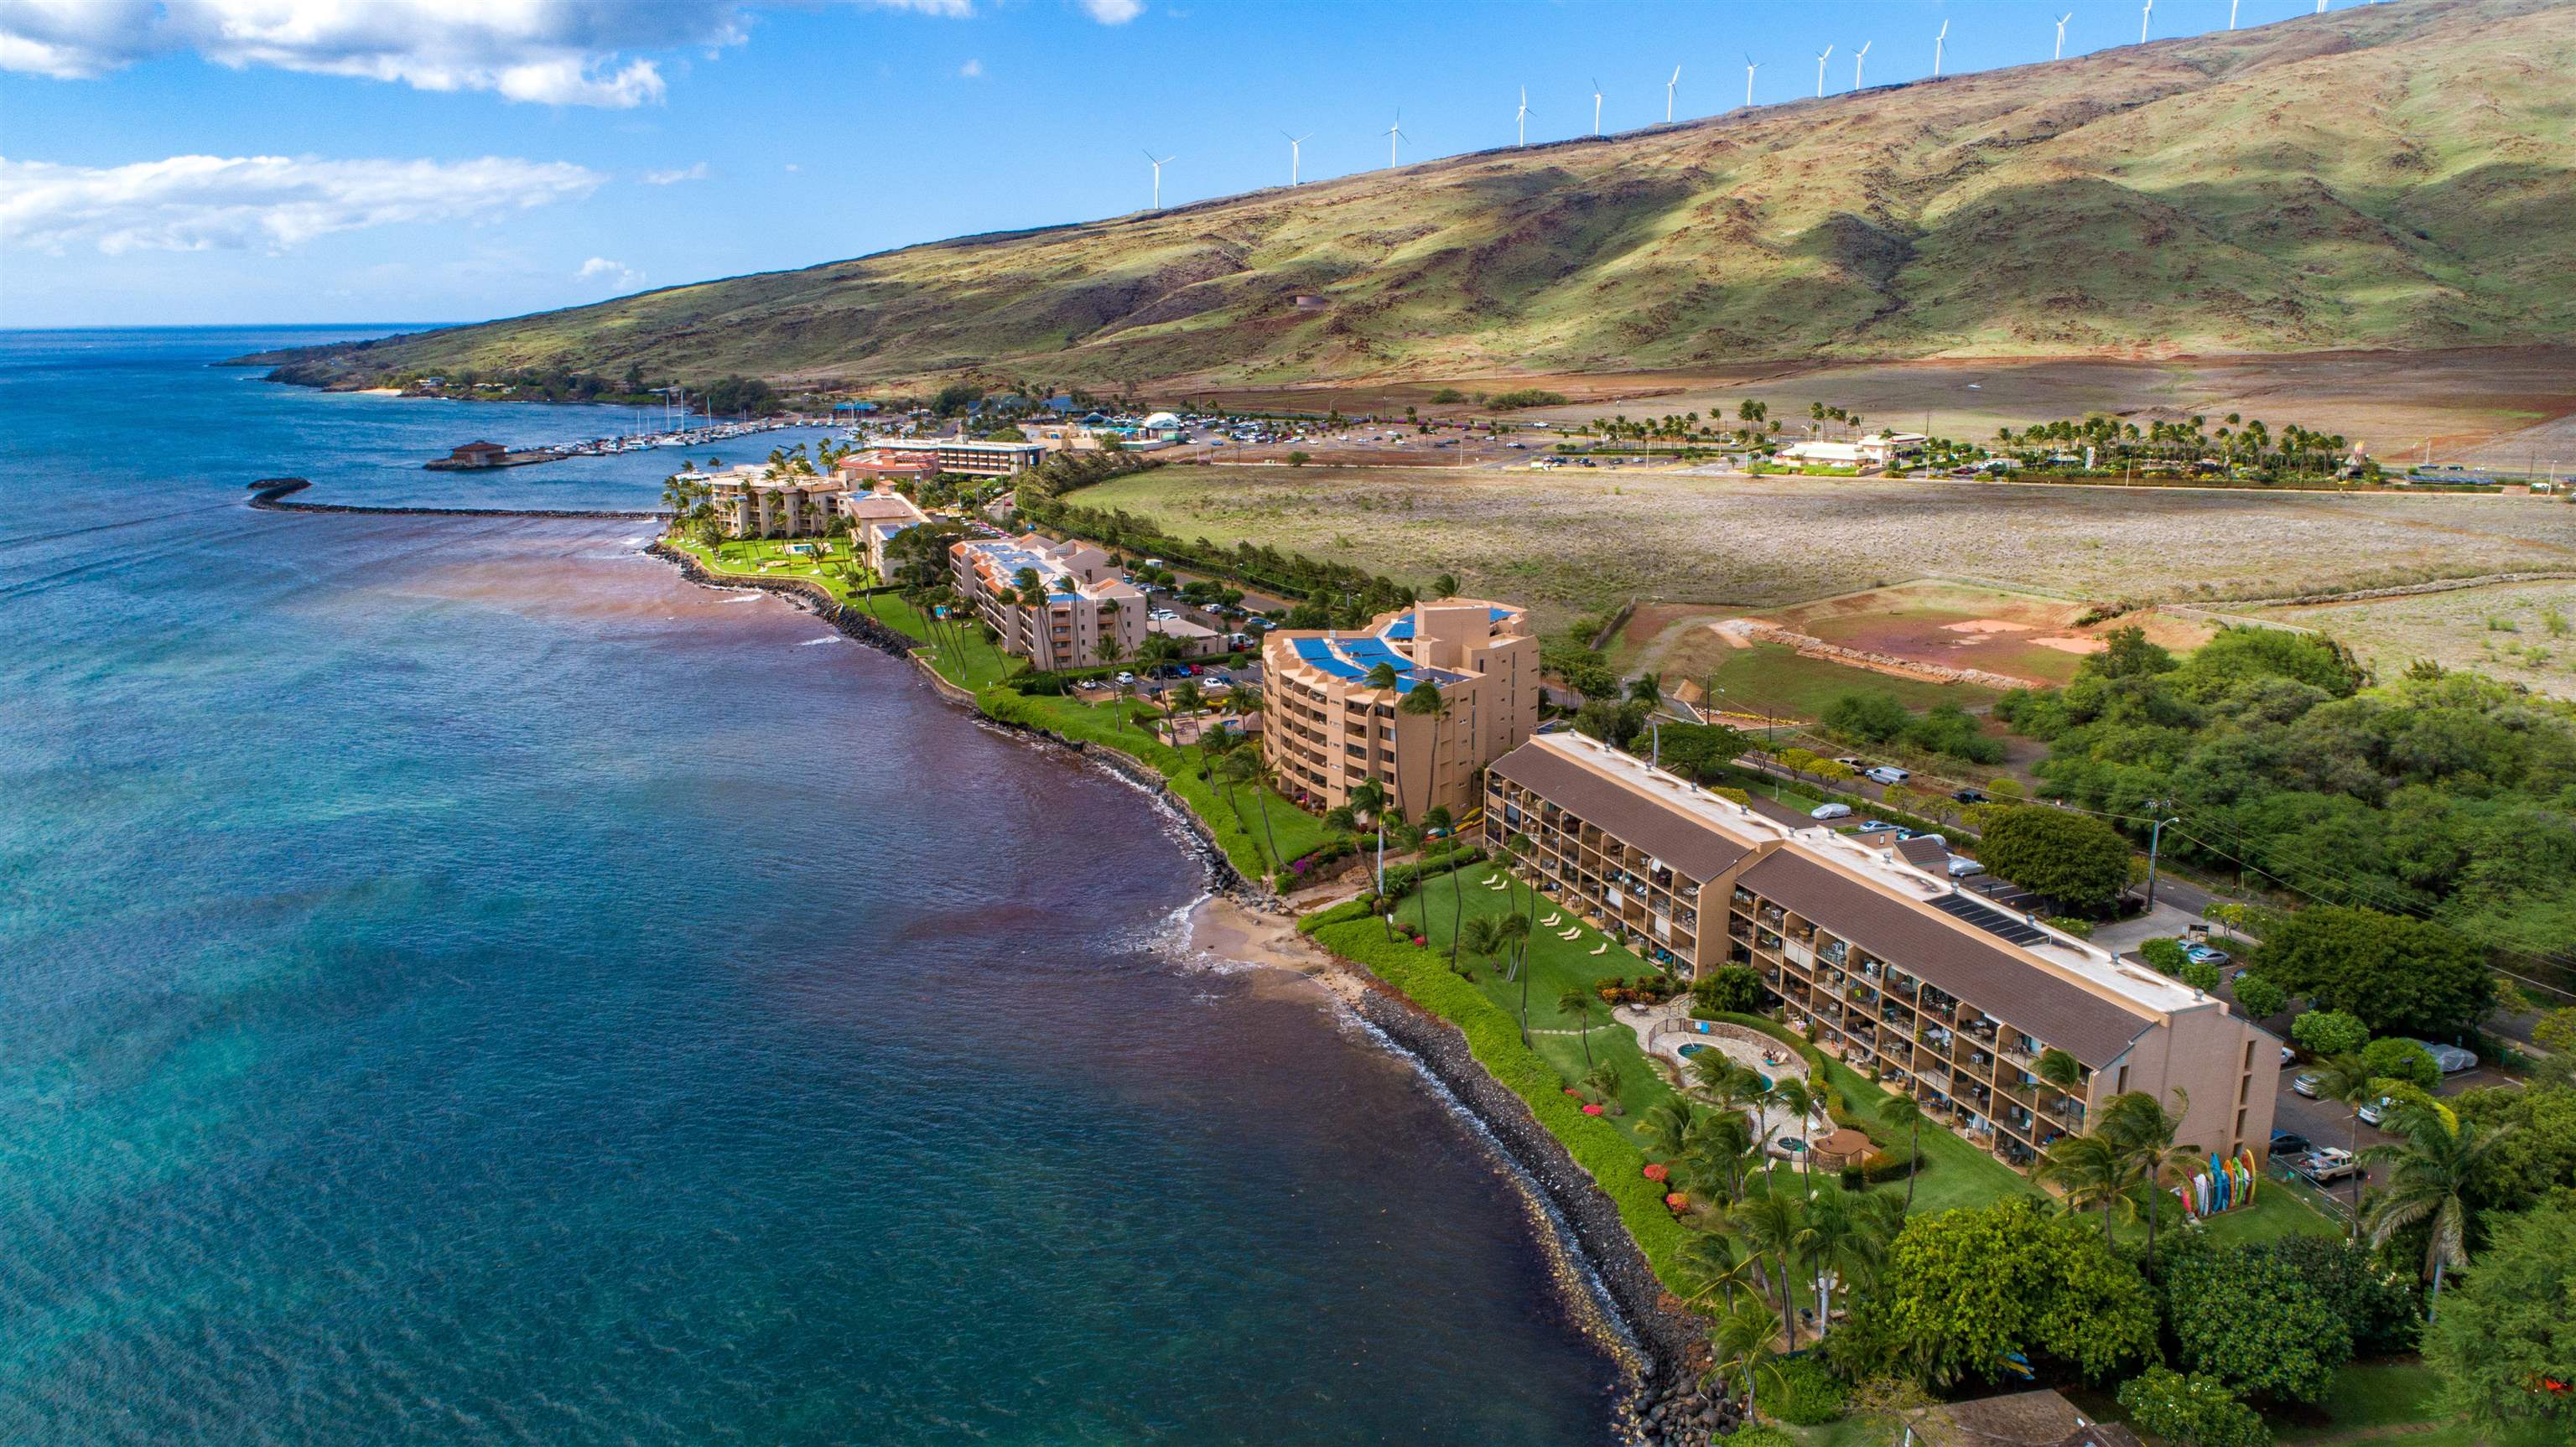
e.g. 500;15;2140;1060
1282;130;1311;185
1143;149;1174;210
1933;19;1950;77
1814;44;1832;98
1853;40;1871;91
1742;54;1758;109
1384;111;1405;169
2055;13;2073;59
1516;86;1532;147
1590;76;1604;136
2229;0;2241;28
2139;0;2152;44
1665;65;1681;122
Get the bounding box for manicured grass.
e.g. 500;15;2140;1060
1811;1053;2040;1217
2185;1178;2340;1247
1387;867;1682;1146
671;533;871;599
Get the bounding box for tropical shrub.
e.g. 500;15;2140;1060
2229;972;2287;1020
2155;1237;2353;1403
1758;1358;1847;1425
1692;966;1764;1016
2140;938;2189;975
2290;1009;2370;1058
2116;1367;2272;1447
2359;1035;2442;1092
1978;806;2133;913
2422;1201;2576;1441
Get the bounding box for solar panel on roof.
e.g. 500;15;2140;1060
1928;892;2050;947
1291;638;1365;679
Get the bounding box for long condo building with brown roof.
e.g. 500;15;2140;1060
1483;731;2280;1173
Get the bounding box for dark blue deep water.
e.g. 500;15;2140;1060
0;330;1621;1444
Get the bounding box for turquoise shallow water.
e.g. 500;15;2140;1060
0;330;1621;1444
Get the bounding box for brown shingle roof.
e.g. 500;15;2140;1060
1490;742;1753;883
1737;850;2151;1068
1897;835;1951;869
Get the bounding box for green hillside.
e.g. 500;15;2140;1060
247;0;2576;392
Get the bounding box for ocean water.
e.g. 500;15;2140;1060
0;330;1623;1444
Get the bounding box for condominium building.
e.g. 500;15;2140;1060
1482;731;2279;1172
839;486;931;580
703;464;846;538
949;532;1145;671
871;438;1046;477
1263;599;1540;822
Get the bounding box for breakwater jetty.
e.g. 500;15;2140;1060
246;477;665;521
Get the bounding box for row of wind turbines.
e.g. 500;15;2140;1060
1141;0;2365;208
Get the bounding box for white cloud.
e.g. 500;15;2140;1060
958;57;982;77
576;256;645;289
1078;0;1143;22
0;153;604;255
641;162;710;184
0;1;980;105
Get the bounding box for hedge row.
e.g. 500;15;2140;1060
1304;912;1696;1289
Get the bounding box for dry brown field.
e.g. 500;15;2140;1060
2257;579;2576;698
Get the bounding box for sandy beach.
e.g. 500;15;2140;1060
1182;890;1374;1009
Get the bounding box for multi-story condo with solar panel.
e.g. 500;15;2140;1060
1482;730;2283;1173
1260;599;1540;822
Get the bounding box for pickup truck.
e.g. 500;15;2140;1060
2294;1147;2363;1184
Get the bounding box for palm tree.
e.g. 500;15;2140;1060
1642;1101;1701;1159
1733;1190;1814;1351
1363;661;1401;692
2036;1132;2134;1247
1677;1231;1758;1316
2360;1103;2513;1322
1878;1093;1924;1211
1216;749;1282;873
1582;1060;1624;1114
1457;915;1508;979
1709;1300;1787;1419
1559;988;1600;1066
2100;1089;2199;1268
2308;1050;2377;1233
1397;680;1462;962
1496;911;1535;1040
1766;1076;1818;1189
1627;672;1663;708
1095;634;1130;731
1685;1109;1757;1202
1800;1186;1888;1330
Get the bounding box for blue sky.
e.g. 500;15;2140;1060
3;0;2343;329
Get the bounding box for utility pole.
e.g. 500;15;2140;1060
2144;802;2180;910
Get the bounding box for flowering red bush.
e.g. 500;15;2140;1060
1642;1163;1669;1182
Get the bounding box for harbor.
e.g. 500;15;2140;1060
423;415;808;470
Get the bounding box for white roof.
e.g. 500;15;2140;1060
1140;411;1182;429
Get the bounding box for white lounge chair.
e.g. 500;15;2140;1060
1589;942;1609;956
1542;913;1563;926
1558;926;1581;940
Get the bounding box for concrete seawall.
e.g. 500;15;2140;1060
246;476;665;521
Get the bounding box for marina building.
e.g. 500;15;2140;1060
1482;731;2279;1172
949;532;1145;671
704;464;846;538
1262;599;1540;822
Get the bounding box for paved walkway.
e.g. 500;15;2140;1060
1615;1002;1827;1144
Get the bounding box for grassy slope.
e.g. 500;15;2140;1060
256;0;2573;391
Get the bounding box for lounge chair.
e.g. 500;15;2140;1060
1542;913;1563;926
1589;942;1609;956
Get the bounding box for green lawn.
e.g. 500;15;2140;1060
1811;1054;2040;1217
1683;642;2000;724
1388;866;1683;1147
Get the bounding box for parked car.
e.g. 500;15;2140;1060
1864;765;1911;786
2182;943;2232;967
2299;1146;2364;1183
2357;1096;2396;1126
2270;1130;2313;1157
1834;757;1867;770
2398;1039;2480;1074
2291;1071;2323;1098
1946;857;1987;879
1114;672;1135;685
1857;819;1898;832
1810;802;1854;820
1952;787;1990;805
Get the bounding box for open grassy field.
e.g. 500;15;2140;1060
1075;464;2576;630
2259;577;2576;699
1640;638;2003;723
